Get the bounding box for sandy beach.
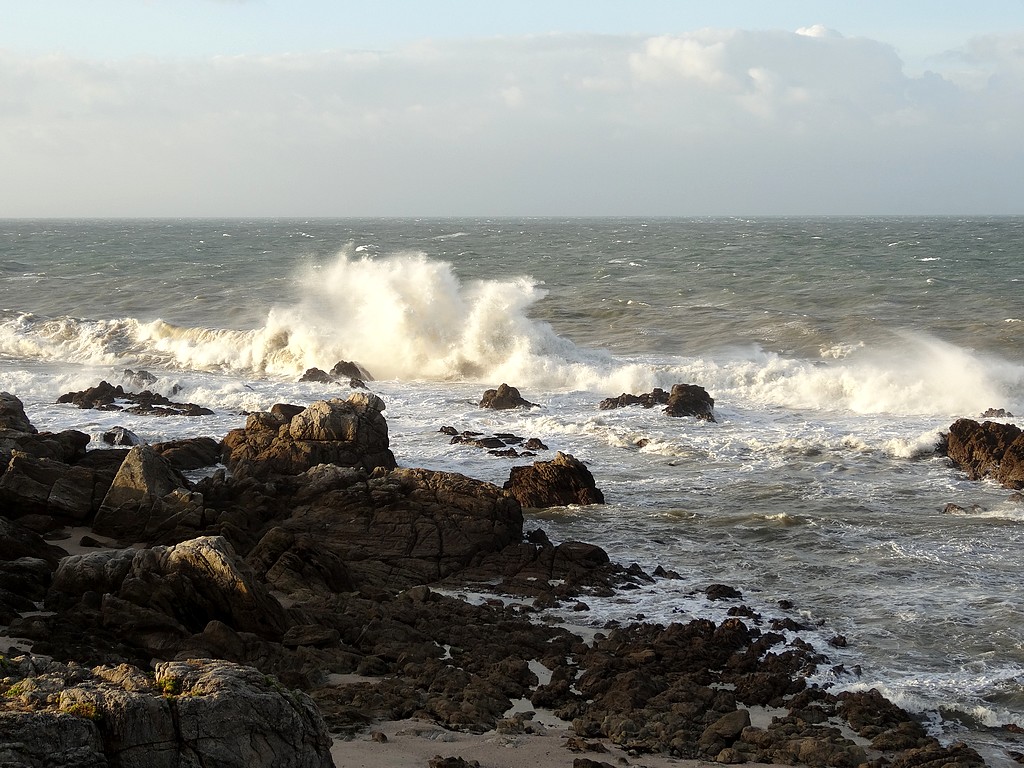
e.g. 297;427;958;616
329;718;780;768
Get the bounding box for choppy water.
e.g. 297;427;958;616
2;217;1023;763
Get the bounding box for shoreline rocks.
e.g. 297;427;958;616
0;391;994;768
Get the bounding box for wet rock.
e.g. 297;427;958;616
479;383;536;410
599;388;670;410
942;418;1024;489
706;584;743;601
503;452;604;507
57;381;213;417
102;426;144;446
664;383;716;421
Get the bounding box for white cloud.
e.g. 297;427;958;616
0;29;1021;216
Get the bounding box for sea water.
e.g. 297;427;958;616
1;217;1022;763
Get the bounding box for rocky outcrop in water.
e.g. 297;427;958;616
942;418;1024;489
599;383;716;421
479;383;536;410
57;381;214;416
503;452;605;507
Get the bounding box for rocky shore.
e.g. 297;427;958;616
0;387;996;767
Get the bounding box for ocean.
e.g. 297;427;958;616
1;217;1022;763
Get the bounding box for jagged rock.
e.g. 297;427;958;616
0;451;110;525
942;418;1024;489
664;383;716;421
479;383;536;410
49;536;290;649
299;367;333;383
0;427;90;465
0;391;38;433
0;656;333;768
599;388;670;410
91;445;201;541
246;466;523;592
222;394;396;478
150;436;221;471
57;381;213;417
102;426;144;446
504;452;604;507
699;709;752;756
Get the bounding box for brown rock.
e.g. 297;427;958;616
943;418;1024;489
664;383;716;421
504;452;604;508
222;394;396;478
479;383;536;410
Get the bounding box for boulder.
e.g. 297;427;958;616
92;445;201;541
479;383;536;410
222;394;396;478
0;451;109;524
942;418;1024;489
0;428;90;465
247;465;524;591
0;656;332;768
664;383;716;421
150;436;222;471
503;452;605;508
0;391;37;433
102;426;144;446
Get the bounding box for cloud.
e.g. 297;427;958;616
0;30;1021;216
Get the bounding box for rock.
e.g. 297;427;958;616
0;428;90;465
299;367;333;383
942;418;1024;489
92;445;201;541
0;391;38;433
0;656;333;768
981;408;1014;418
479;383;536;410
151;436;222;471
57;381;214;417
664;383;716;421
222;394;397;478
707;584;743;601
247;466;524;591
330;360;372;381
102;426;144;446
0;451;109;524
699;709;752;756
503;452;605;507
599;388;670;410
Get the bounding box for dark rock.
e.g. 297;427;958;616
942;418;1024;489
330;360;372;381
151;436;221;471
664;383;716;421
707;584;743;601
91;445;201;541
599;388;670;410
299;367;333;383
504;452;604;508
479;383;536;410
981;408;1014;418
0;391;38;433
0;452;110;524
102;426;144;446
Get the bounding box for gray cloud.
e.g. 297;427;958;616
1;30;1021;216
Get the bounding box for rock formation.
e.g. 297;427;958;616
504;452;605;507
942;418;1024;489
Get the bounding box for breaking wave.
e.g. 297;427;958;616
1;249;1021;418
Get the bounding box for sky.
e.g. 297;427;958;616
2;1;1023;217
